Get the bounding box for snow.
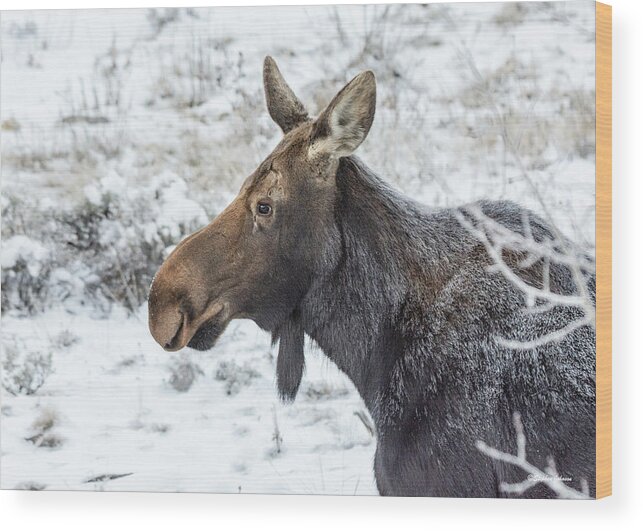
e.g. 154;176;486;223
1;2;596;494
1;236;50;276
1;309;377;494
153;171;209;240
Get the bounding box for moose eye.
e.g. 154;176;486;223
257;202;272;216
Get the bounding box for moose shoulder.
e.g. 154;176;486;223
148;57;596;498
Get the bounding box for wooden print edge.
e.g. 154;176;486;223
595;0;612;500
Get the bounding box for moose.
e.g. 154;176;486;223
148;57;596;498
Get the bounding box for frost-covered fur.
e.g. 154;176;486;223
297;157;595;498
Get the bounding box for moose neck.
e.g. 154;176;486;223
299;157;450;417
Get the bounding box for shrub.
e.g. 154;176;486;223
1;169;206;317
304;381;350;401
146;8;181;36
1;339;54;396
1;235;52;315
14;481;47;491
53;170;207;315
25;406;64;449
168;358;204;392
50;329;80;350
214;360;260;396
150;36;243;110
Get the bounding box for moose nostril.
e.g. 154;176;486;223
163;313;184;350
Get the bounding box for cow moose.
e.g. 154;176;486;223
148;57;596;498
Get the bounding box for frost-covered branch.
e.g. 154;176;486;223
476;412;590;499
495;316;593;351
455;205;595;350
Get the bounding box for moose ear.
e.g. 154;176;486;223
263;56;309;134
272;312;305;402
311;71;376;158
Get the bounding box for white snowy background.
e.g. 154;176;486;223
1;2;595;494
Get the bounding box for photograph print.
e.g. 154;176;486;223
1;1;605;498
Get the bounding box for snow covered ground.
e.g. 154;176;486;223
1;2;596;493
1;309;376;493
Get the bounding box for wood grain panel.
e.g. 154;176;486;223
596;1;612;500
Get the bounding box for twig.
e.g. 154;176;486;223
455;208;589;308
84;472;133;483
354;410;375;437
495;316;593;351
455;204;595;350
476;412;590;499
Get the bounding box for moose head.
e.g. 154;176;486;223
148;57;376;398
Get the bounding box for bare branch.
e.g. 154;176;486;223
476;412;590;499
455;204;595;350
454;208;589;308
495;316;593;351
